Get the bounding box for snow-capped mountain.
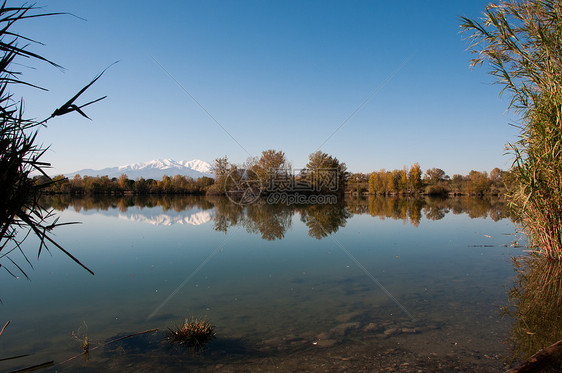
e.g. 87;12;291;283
66;159;213;180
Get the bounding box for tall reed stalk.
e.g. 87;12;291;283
461;0;562;259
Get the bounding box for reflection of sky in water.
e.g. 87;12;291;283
0;199;523;370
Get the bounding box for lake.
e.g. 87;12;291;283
0;195;525;371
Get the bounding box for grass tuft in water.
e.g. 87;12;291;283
72;321;90;361
167;317;216;349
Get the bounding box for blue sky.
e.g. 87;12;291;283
14;0;518;176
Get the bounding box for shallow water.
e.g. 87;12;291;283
0;196;524;371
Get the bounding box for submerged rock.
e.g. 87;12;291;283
416;324;440;333
335;311;362;323
261;337;284;350
383;328;401;337
401;328;417;334
330;322;360;337
364;323;380;332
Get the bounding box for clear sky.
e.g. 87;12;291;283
13;0;519;176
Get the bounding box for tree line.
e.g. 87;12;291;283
208;149;347;196
40;149;348;196
40;174;215;195
41;155;510;198
347;166;510;196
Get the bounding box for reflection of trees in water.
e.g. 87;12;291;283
365;196;514;226
443;197;512;221
42;194;214;213
206;196;244;234
423;204;448;221
504;256;562;370
42;195;515;239
367;197;426;226
244;203;294;240
345;197;370;214
208;197;295;240
367;197;420;226
209;198;349;240
297;203;352;239
451;198;484;218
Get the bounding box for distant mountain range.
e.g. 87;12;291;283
65;159;214;180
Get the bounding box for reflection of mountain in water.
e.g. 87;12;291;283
119;209;213;226
42;195;216;227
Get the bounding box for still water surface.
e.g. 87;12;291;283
1;196;524;371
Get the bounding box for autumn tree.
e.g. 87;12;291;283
450;174;465;194
409;163;422;191
196;176;215;190
46;175;70;193
399;167;408;192
387;170;398;193
70;174;84;194
467;171;491;195
118;174;129;191
348;173;368;195
134;177;148;194
255;149;288;189
158;175;173;194
257;149;287;175
305;151;347;194
489;168;502;184
423;168;448;185
211;156;230;178
209;156;231;194
368;171;384;194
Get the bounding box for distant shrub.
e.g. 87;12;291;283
425;185;449;196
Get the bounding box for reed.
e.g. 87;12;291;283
461;0;562;259
0;3;109;277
